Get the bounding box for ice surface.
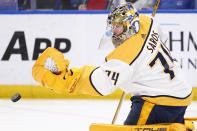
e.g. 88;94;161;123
0;99;196;131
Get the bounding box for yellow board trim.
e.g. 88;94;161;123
137;101;155;125
0;85;197;101
0;85;130;99
184;117;197;121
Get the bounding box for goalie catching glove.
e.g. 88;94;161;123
32;47;80;93
32;47;101;96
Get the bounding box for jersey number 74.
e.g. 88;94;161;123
149;43;175;80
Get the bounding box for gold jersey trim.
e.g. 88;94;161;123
73;66;101;96
141;92;193;106
106;14;153;65
89;67;104;96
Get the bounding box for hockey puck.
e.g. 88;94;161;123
11;93;21;102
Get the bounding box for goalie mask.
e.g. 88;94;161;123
99;3;140;49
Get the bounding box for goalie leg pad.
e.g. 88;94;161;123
89;123;186;131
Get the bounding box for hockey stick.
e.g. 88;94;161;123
112;91;125;124
152;0;160;17
111;0;160;125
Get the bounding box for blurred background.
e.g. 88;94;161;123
0;0;197;11
0;1;197;131
0;0;196;11
0;0;196;99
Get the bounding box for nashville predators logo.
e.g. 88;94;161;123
141;34;146;39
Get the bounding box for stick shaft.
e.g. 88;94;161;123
152;0;160;17
112;91;126;124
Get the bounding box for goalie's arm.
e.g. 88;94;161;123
32;65;116;96
61;59;132;96
32;47;118;96
73;66;117;96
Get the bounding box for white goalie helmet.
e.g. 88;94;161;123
100;2;140;48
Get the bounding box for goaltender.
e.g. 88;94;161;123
32;3;193;126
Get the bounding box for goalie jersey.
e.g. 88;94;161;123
87;14;193;106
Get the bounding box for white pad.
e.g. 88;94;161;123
44;57;58;73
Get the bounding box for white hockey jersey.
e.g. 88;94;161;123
90;14;193;106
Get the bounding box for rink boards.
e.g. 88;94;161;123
0;85;196;100
0;10;197;99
